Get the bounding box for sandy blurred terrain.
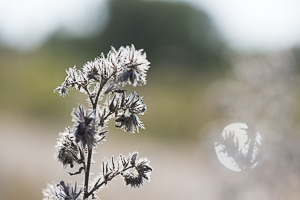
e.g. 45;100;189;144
0;113;300;200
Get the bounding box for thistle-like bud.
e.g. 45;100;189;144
72;105;96;149
122;152;152;188
42;182;61;200
115;113;144;133
59;181;83;200
54;66;80;97
42;181;83;200
115;45;150;86
56;128;79;168
82;60;100;82
124;92;146;115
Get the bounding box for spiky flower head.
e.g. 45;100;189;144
59;181;83;200
56;128;79;168
43;181;83;200
115;113;144;133
112;45;150;86
82;54;115;82
122;152;152;188
122;91;146;115
43;182;61;200
54;45;150;98
72;105;96;149
54;66;79;97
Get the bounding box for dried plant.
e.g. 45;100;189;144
43;45;152;200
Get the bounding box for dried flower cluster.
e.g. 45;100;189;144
43;45;152;200
43;181;83;200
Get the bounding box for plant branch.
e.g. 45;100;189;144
69;167;85;176
94;72;117;110
87;165;135;198
82;85;94;106
93;79;107;110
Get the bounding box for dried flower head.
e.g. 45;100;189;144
54;66;79;97
54;81;69;97
113;45;150;86
42;181;83;200
122;152;152;188
56;128;80;168
82;61;100;82
123;92;146;115
83;55;115;82
59;181;83;200
43;182;61;200
115;113;144;133
72;105;96;149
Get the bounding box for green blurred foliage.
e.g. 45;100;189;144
101;0;226;67
48;0;228;70
0;0;229;141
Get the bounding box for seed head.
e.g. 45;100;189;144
115;113;144;133
72;105;96;149
56;128;79;168
122;153;152;188
113;45;150;86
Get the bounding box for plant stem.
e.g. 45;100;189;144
84;147;93;199
83;74;116;199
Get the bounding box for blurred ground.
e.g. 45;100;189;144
1;0;300;200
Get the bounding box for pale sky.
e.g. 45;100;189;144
191;0;300;51
0;0;108;51
0;0;300;52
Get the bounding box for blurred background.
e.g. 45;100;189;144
1;0;300;199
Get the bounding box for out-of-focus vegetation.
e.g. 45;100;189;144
0;0;230;142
